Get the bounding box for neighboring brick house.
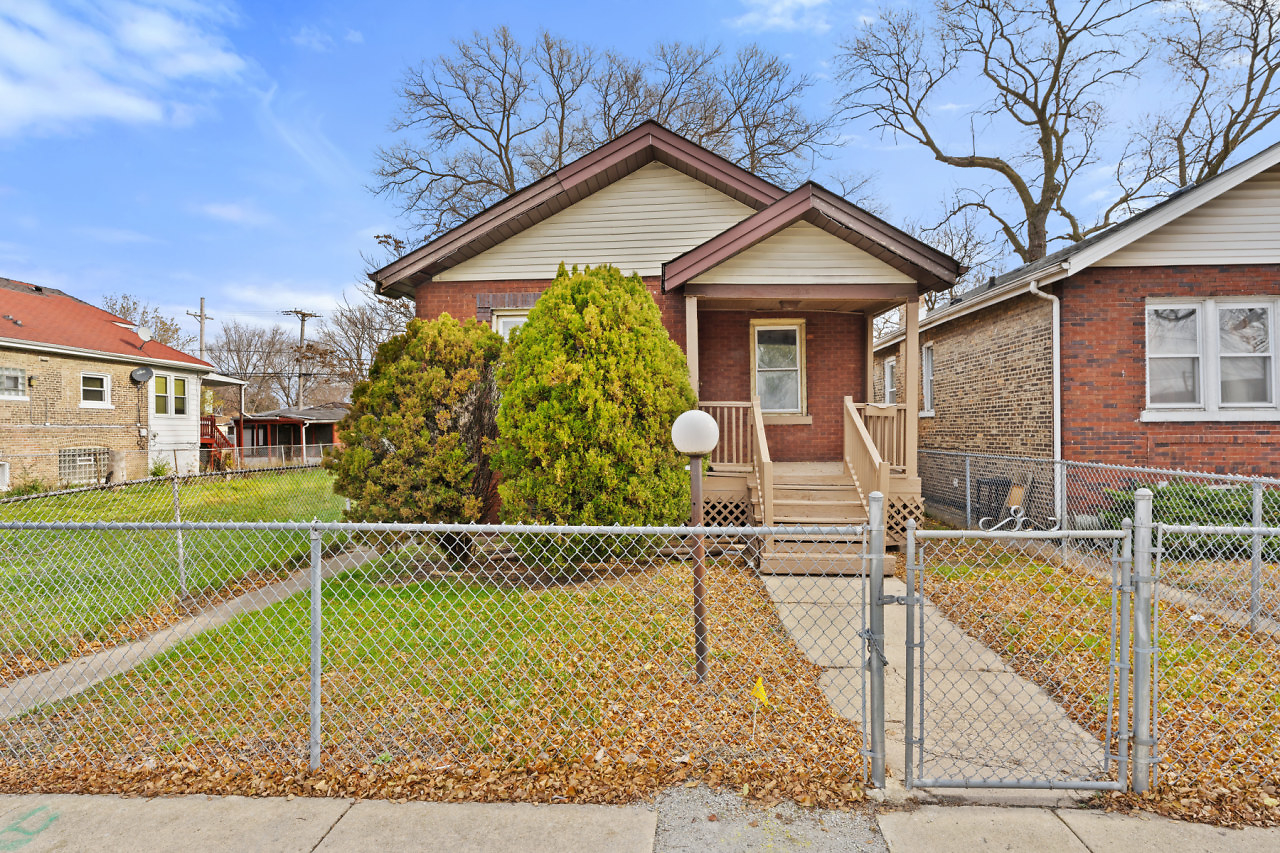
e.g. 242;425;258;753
874;138;1280;520
373;122;961;537
0;278;238;487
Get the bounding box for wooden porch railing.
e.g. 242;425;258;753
697;401;753;467
844;396;890;497
855;403;907;472
200;415;234;450
750;397;773;525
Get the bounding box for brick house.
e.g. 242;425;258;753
873;138;1280;520
372;122;961;540
0;278;241;487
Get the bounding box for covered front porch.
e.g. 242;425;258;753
686;291;924;544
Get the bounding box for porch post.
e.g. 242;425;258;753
903;296;920;479
864;312;875;403
685;295;700;400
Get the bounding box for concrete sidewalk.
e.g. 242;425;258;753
0;791;1276;852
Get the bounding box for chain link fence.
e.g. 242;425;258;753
0;521;871;803
0;454;343;524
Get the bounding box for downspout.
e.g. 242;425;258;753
1028;278;1063;525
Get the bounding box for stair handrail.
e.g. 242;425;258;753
844;396;889;498
749;396;773;525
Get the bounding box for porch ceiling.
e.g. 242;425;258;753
690;281;917;314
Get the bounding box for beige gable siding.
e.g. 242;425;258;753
689;221;915;285
435;162;754;281
1100;165;1280;267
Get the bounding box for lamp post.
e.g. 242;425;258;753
671;409;719;683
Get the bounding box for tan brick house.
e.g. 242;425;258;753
372;122;961;540
874;138;1280;518
0;278;239;488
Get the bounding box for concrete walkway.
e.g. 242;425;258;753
764;575;1103;806
0;791;1275;852
0;547;378;719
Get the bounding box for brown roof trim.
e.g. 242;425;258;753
373;121;787;298
662;183;962;292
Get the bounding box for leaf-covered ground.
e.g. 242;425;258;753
902;542;1280;826
0;555;868;808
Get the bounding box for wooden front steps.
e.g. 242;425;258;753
752;461;868;575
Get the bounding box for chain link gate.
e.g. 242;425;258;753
900;524;1135;791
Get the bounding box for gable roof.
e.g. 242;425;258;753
662;182;961;292
875;136;1280;350
372;121;787;297
0;277;210;369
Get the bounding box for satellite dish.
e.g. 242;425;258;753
135;325;152;344
130;366;154;384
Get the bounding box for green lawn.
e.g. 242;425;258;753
0;469;346;671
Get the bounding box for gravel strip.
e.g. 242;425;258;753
652;785;887;852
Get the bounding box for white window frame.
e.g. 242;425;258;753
153;373;190;418
79;372;112;409
883;357;897;405
920;343;935;416
0;367;27;401
1143;297;1280;422
750;319;807;416
491;309;529;340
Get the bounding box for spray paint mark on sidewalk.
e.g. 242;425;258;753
0;807;58;851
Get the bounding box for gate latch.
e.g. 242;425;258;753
879;594;910;606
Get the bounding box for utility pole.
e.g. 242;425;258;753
186;298;213;361
282;308;320;409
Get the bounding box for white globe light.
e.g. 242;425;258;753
671;409;719;456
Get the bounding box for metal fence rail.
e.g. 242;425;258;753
0;520;871;792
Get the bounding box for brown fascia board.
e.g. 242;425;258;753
663;183;961;292
372;121;786;297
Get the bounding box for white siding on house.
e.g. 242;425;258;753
1100;165;1280;267
689;221;916;285
148;370;201;475
435;162;754;281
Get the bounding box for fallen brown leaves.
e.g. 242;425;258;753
927;540;1280;827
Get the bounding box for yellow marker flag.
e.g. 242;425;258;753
750;676;769;707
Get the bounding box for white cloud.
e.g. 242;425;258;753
730;0;832;34
255;85;357;187
343;29;363;44
195;201;274;227
0;0;245;137
289;25;332;52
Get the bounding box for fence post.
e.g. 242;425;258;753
867;491;887;788
903;516;917;790
1132;488;1156;794
964;455;972;529
1251;482;1264;632
1117;518;1133;790
308;525;323;771
170;472;186;597
1055;458;1067;529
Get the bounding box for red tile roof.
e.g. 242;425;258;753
0;277;210;368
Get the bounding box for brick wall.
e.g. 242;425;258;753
414;276;687;350
0;347;151;485
1060;264;1280;476
696;309;864;461
874;293;1055;457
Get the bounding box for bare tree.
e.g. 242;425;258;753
100;293;197;351
373;28;838;239
837;1;1158;264
316;282;415;389
1148;0;1280;187
206;321;291;413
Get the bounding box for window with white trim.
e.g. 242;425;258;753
0;367;25;399
491;309;529;340
1145;298;1279;418
80;372;111;408
751;321;805;413
883;357;897;405
154;374;189;416
921;344;935;414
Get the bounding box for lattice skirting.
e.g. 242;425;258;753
887;495;924;546
704;499;753;528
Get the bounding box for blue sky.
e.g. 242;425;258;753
1;1;1273;341
0;0;883;336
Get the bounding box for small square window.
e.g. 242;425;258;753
0;367;25;398
80;373;110;407
492;310;529;340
